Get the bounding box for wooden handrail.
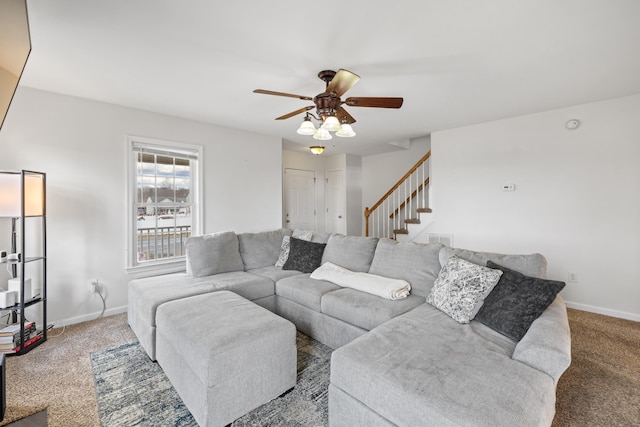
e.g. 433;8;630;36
389;177;430;219
364;150;431;219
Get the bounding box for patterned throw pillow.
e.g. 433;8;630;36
282;237;326;273
275;231;313;267
427;255;503;323
475;261;566;341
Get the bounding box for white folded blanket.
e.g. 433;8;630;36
310;262;411;300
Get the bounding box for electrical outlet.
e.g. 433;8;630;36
88;279;99;293
567;272;577;282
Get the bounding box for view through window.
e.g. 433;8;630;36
129;139;201;267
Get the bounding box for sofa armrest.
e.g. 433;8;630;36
512;295;571;384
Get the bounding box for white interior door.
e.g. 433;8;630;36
325;169;346;234
283;168;316;230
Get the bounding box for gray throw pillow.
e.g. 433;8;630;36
427;255;502;323
282;237;326;274
185;231;244;277
475;261;566;341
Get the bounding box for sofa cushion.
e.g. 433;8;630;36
322;234;379;272
440;246;547;279
330;304;558;427
309;232;331;244
368;238;443;297
207;270;275;301
247;265;305;282
275;274;341;311
427;256;502;323
237;229;291;270
476;261;566;341
282;238;326;274
185;231;244;277
321;289;424;331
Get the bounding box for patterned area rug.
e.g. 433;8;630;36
90;333;332;427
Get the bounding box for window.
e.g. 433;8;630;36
126;136;202;271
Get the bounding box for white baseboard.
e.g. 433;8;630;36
50;305;128;328
564;301;640;322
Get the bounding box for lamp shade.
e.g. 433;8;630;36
0;172;44;217
336;123;356;137
309;146;325;155
321;115;341;132
297;118;316;135
313;128;332;140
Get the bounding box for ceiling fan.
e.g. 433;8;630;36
253;69;403;141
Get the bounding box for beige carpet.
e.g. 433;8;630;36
0;308;638;427
552;308;640;426
1;313;136;427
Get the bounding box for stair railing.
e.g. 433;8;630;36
365;151;431;238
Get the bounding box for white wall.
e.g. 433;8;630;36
0;87;283;326
422;94;640;320
345;154;363;236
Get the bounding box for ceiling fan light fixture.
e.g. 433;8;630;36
253;69;403;141
313;127;332;140
336;123;356;137
296;117;316;135
321;115;341;132
309;146;325;155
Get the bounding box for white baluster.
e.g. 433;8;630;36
420;162;424;209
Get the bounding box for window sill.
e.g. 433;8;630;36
126;259;187;279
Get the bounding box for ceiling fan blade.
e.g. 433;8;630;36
254;89;313;101
275;105;315;120
344;97;404;108
337;106;356;125
325;69;360;97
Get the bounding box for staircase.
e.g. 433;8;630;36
365;151;432;240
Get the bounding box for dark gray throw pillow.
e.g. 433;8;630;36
475;261;565;341
282;237;326;273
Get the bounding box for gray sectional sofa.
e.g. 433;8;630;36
128;228;571;426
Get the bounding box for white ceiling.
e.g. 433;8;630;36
20;0;640;156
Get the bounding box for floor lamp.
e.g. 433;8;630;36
0;170;45;314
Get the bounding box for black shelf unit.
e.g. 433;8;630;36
0;170;47;356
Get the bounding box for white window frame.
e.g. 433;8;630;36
125;135;203;275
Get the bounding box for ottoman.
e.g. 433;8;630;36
156;290;297;427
